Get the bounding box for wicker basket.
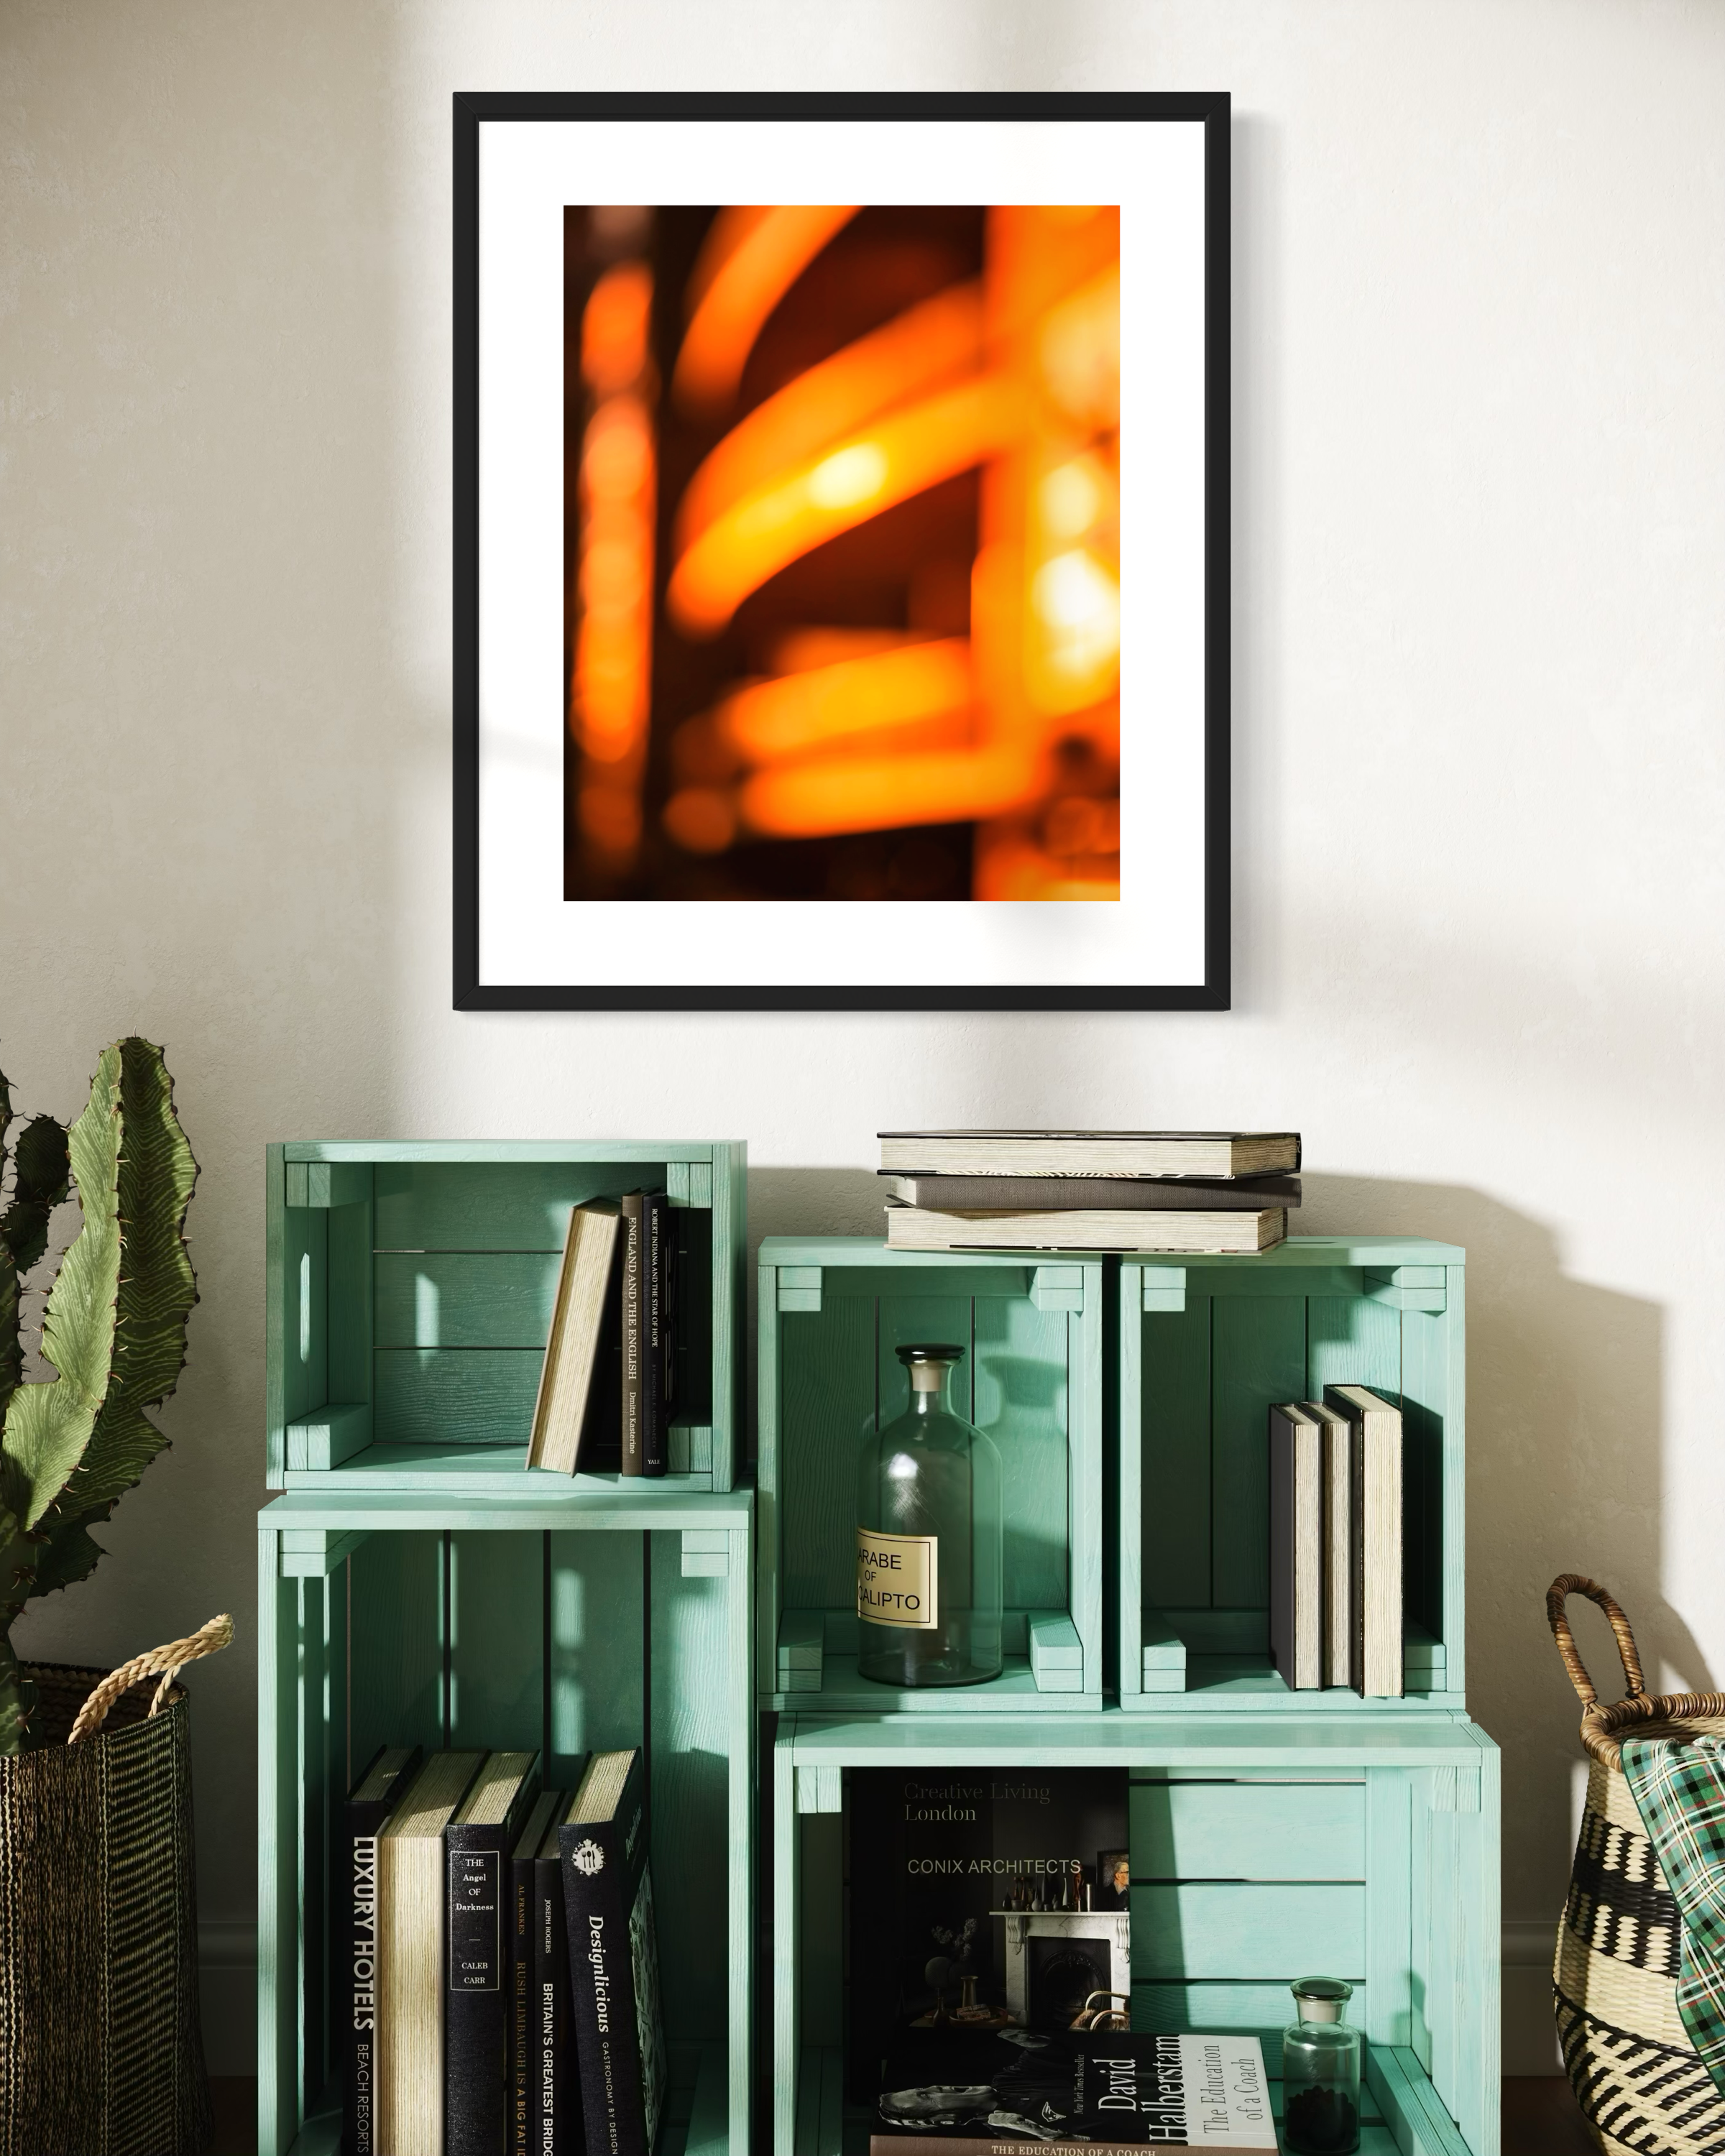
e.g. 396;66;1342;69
0;1616;231;2156
1548;1575;1725;2156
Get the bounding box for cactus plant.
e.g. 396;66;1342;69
0;1040;197;1752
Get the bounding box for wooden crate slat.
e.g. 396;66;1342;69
1128;1880;1365;1979
547;1527;644;1778
1141;1300;1212;1611
1210;1294;1307;1610
1130;1779;1365;1880
372;1158;666;1250
372;1345;541;1445
448;1529;542;1751
373;1250;561;1348
780;1295;875;1617
978;1289;1070;1613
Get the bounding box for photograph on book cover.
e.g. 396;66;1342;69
454;93;1229;1010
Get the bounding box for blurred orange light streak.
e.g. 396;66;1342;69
676;282;985;551
666;374;1025;638
738;745;1039;839
717;638;971;763
673;205;861;413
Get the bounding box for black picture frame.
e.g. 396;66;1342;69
453;91;1230;1011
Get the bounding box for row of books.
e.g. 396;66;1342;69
344;1744;665;2156
1269;1383;1404;1697
876;1128;1301;1254
527;1192;677;1475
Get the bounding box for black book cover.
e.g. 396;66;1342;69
868;2029;1276;2152
560;1749;669;2156
535;1773;589;2156
510;1790;563;2156
341;1744;423;2156
620;1194;645;1475
575;1224;626;1475
847;1766;1129;2103
642;1194;668;1478
446;1755;543;2156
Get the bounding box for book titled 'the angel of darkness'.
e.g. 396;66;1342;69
869;2029;1279;2154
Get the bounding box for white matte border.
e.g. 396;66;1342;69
476;117;1209;991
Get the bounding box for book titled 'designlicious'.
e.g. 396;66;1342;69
560;1748;668;2156
870;2030;1278;2152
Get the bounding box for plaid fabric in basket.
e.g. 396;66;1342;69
1623;1732;1725;2098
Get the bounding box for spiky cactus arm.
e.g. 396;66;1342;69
0;1041;197;1750
1;1115;71;1279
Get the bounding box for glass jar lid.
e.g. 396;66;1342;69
895;1343;966;1365
1290;1976;1353;2024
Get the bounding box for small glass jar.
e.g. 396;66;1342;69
855;1343;1003;1687
1282;1976;1361;2155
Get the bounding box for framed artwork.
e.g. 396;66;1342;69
453;92;1229;1010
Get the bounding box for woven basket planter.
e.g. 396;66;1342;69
1549;1575;1725;2156
0;1619;229;2156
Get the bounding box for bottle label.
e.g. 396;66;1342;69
857;1527;938;1629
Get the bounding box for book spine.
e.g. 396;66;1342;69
562;1820;650;2156
341;1801;392;2156
643;1194;667;1478
534;1855;579;2156
511;1850;533;2156
620;1195;645;1475
446;1825;510;2156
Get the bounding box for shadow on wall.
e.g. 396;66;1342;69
1305;1174;1706;1930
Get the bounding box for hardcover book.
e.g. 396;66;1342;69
847;1767;1129;2103
510;1790;564;2156
446;1752;542;2156
534;1779;588;2156
1269;1404;1323;1690
620;1193;645;1475
341;1745;423;2156
642;1192;669;1477
560;1749;669;2156
1324;1383;1404;1697
876;1131;1301;1179
880;1172;1302;1212
869;2029;1277;2152
884;1207;1286;1256
376;1751;487;2156
529;1201;624;1475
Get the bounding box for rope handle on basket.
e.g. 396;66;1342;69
1546;1573;1647;1707
67;1613;234;1746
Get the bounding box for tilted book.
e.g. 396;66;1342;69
529;1201;624;1475
869;2030;1277;2152
341;1745;422;2156
848;1766;1129;2102
446;1751;542;2156
1269;1404;1323;1690
560;1749;669;2156
1324;1383;1404;1697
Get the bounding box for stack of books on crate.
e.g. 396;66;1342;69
525;1189;678;1476
343;1745;665;2156
1269;1385;1404;1697
878;1129;1301;1253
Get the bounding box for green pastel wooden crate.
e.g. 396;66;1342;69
1119;1237;1466;1712
257;1487;753;2156
757;1238;1106;1713
266;1140;747;1494
772;1709;1500;2156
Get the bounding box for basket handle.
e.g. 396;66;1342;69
1546;1574;1645;1707
68;1613;234;1746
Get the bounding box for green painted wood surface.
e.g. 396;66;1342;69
1211;1294;1307;1608
1130;1779;1365;1879
1128;1881;1364;1978
280;1442;716;1494
282;1204;328;1433
373;1159;663;1250
1140;1299;1212;1612
374;1251;561;1346
1130;1978;1370;2054
448;1531;542;1751
372;1345;541;1444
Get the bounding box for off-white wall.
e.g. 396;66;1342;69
6;0;1723;2080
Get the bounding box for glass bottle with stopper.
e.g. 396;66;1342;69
1282;1976;1361;2156
855;1342;1003;1687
